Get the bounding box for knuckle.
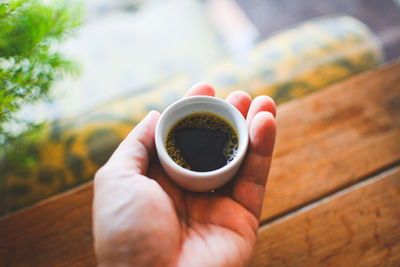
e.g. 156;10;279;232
255;94;273;104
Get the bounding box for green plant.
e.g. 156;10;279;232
0;0;83;164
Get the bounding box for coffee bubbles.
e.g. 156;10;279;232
165;111;238;172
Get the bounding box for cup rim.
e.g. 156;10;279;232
155;95;249;179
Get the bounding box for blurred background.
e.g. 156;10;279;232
18;0;400;122
238;0;400;60
1;0;400;215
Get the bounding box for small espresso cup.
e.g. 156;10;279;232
155;96;249;192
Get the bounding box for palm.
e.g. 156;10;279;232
147;162;258;266
93;84;276;267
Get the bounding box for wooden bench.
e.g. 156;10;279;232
1;62;400;266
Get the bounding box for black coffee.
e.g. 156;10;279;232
166;111;238;172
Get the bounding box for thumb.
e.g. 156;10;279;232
107;110;161;177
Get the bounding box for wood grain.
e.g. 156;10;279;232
261;62;400;222
0;184;95;266
0;62;400;266
251;167;400;267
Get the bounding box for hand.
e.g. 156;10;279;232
93;83;276;267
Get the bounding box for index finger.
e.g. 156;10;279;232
184;82;215;97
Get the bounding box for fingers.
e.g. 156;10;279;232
225;91;252;118
184;82;215;97
232;111;276;219
105;110;161;177
246;95;276;126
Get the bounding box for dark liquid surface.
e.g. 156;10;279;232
166;112;238;172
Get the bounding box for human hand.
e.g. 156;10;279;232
93;83;276;267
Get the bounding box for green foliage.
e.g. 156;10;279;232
0;0;83;162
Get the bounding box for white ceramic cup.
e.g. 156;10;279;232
155;96;249;192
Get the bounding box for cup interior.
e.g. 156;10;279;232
155;96;248;176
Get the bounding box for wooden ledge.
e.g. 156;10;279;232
1;61;400;266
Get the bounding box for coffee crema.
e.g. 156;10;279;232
165;111;239;172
